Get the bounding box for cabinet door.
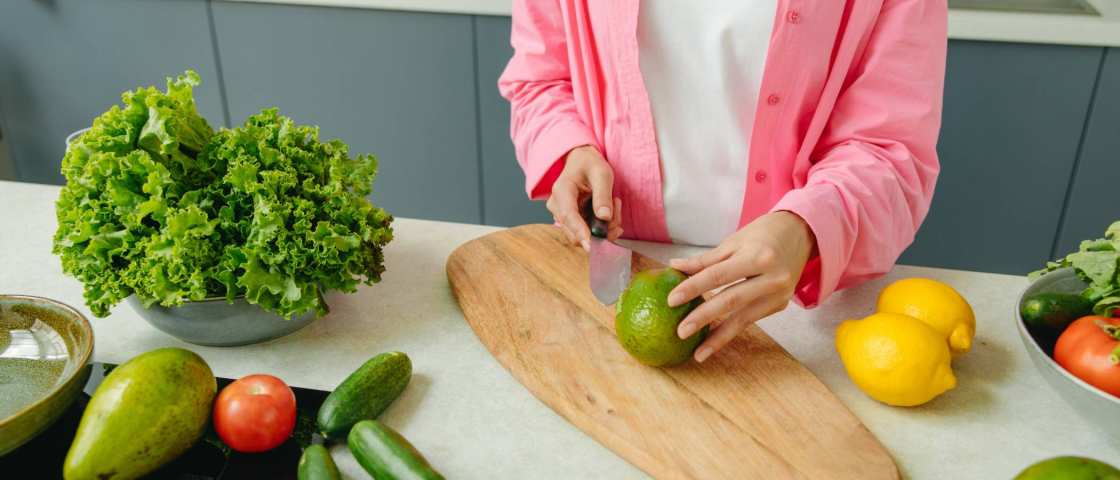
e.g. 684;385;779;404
899;41;1102;274
475;16;552;227
0;124;13;180
1054;48;1120;255
0;0;225;185
212;3;481;224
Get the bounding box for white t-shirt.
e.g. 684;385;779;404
637;1;776;247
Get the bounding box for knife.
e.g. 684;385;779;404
582;199;632;305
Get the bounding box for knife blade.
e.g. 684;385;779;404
583;200;632;304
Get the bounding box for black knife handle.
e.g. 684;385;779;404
580;198;609;239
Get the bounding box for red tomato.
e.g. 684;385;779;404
1055;316;1120;398
213;374;297;453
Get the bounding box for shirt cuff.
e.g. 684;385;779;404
770;183;847;308
523;121;599;200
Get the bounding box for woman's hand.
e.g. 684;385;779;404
667;211;816;363
546;145;623;249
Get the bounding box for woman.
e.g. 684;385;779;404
499;1;945;363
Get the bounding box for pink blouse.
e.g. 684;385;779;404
498;0;947;307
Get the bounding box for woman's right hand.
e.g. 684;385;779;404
546;145;623;250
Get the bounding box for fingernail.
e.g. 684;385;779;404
678;322;693;339
667;292;683;307
596;206;611;219
696;346;713;363
581;240;590;251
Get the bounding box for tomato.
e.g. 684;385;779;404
213;374;297;453
1054;316;1120;398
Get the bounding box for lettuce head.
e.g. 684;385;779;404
53;71;393;319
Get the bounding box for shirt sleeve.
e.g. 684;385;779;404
771;0;947;307
498;0;601;200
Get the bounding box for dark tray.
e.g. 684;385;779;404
1;362;330;479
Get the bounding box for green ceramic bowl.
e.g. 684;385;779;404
0;295;94;456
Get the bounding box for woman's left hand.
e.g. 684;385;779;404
667;211;817;363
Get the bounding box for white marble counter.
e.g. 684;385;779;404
2;179;1117;479
222;0;1120;48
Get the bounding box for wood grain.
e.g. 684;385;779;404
447;225;898;480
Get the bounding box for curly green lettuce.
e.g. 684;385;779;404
1031;221;1120;317
53;71;393;319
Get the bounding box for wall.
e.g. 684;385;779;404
0;0;226;185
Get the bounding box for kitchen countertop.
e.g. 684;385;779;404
222;0;1120;48
2;179;1117;479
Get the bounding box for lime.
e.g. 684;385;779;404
615;268;705;367
1014;456;1120;480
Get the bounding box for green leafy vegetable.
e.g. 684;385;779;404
1031;221;1120;317
53;71;393;319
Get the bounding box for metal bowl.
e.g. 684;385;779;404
0;295;94;456
64;127;90;149
127;295;321;347
1016;268;1120;436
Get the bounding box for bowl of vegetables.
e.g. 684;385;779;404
52;71;393;346
1018;221;1120;437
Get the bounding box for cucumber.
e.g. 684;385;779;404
1021;292;1094;332
298;444;341;480
348;420;444;480
317;351;412;439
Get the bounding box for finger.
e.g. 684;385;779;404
669;244;733;275
560;217;589;251
588;165;614;220
551;180;590;247
606;198;624;241
693;298;786;363
677;276;773;338
549;179;579;217
693;315;748;363
562;212;591;250
554;220;578;245
667;254;754;307
608;197;623;231
547;193;579;246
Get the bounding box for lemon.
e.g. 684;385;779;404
615;268;706;367
877;278;975;356
835;312;957;406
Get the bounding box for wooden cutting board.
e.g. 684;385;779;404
446;225;898;480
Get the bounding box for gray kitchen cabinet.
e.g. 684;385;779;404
211;2;481;224
1053;48;1120;256
0;0;225;185
899;41;1103;274
0;124;13;181
475;16;552;227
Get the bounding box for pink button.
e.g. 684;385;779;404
767;94;781;105
787;10;801;24
755;171;768;183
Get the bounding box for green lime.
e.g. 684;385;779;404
615;268;706;367
1015;456;1120;480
